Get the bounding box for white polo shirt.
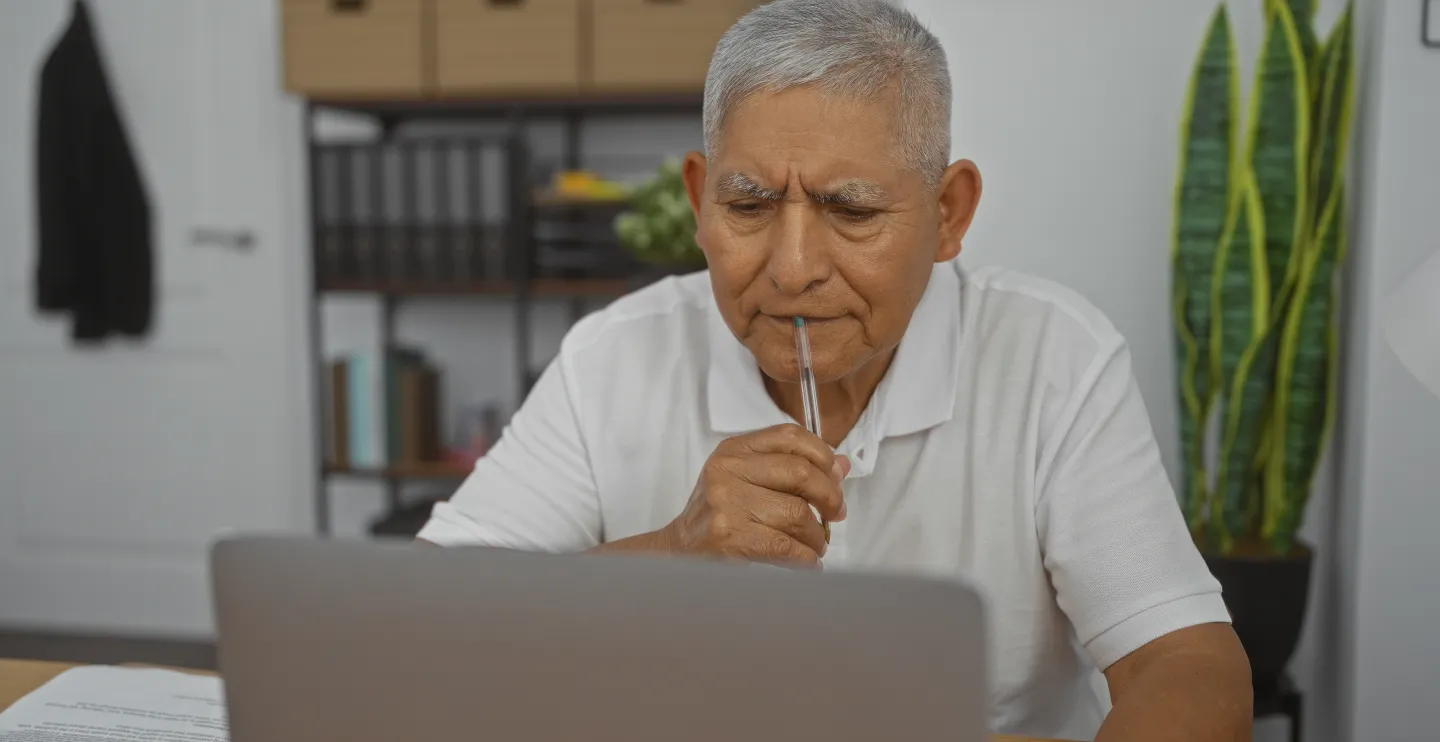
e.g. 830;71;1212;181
419;260;1230;741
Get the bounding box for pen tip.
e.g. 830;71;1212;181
793;316;804;328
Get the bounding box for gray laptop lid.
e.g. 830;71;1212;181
212;537;988;742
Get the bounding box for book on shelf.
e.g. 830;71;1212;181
318;222;511;286
328;360;350;467
314;138;516;286
386;347;443;464
345;353;381;467
328;347;444;472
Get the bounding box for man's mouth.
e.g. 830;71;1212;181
765;314;841;324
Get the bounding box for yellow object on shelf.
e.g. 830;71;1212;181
552;170;630;201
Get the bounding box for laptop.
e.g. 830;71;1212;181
210;537;989;742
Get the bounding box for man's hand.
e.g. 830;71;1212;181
592;424;848;565
660;423;849;567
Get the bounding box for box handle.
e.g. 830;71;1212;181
332;0;367;11
487;0;524;6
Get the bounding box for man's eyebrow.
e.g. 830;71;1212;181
714;172;785;200
807;179;889;206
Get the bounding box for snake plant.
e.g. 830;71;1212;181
1172;0;1354;555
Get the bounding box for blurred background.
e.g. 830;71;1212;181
0;1;1437;741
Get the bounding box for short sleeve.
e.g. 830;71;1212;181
417;351;602;552
1036;338;1231;671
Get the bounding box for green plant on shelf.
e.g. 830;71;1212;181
614;158;704;265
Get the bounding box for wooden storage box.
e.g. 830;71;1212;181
435;0;583;96
589;0;757;92
281;0;428;97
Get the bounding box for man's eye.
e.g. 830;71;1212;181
835;207;877;222
727;202;765;216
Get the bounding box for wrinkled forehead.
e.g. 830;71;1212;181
709;85;915;184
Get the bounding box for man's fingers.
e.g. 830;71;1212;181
714;452;845;521
725;523;821;569
734;488;829;555
727;423;836;477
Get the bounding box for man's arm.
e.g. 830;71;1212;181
586;529;674;555
1034;337;1247;738
1098;623;1252;742
419;529;675;553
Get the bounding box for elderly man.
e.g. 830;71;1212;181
419;1;1251;740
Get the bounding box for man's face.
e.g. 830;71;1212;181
683;85;978;384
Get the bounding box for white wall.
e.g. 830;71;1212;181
901;1;1360;741
1338;1;1440;739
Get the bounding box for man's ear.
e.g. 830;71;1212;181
935;159;982;263
682;151;708;218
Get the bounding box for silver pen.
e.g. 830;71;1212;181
793;317;830;544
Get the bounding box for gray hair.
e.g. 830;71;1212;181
703;0;952;188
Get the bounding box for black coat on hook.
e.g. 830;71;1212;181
34;0;154;343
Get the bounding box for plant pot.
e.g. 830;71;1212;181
1202;542;1313;697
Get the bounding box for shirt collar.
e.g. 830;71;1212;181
706;261;963;440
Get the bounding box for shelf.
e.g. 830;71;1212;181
309;92;704;120
326;462;472;480
305;91;694;537
532;191;632;209
318;277;632;297
531;278;633;296
319;279;517;296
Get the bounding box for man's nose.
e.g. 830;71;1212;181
765;203;830;295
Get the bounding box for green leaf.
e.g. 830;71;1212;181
1213;176;1270;437
1211;173;1271;550
1282;0;1321;76
1217;335;1281;551
1253;0;1353;554
1173;290;1208;531
1283;0;1317;24
1266;184;1346;551
1171;4;1236;523
1175;4;1237;383
1309;2;1354;223
1247;2;1311;309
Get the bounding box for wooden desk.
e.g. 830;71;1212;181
0;659;1056;741
0;659;78;713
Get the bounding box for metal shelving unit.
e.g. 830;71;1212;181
303;93;703;536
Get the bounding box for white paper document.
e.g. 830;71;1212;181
0;666;227;741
